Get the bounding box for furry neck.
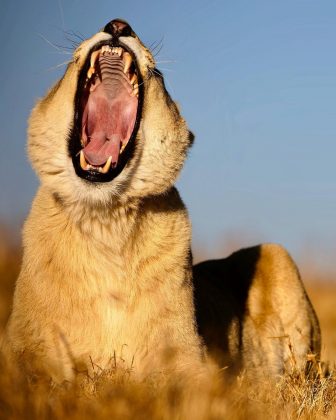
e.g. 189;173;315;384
50;189;142;250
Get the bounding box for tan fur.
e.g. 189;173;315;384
194;244;321;377
5;24;320;382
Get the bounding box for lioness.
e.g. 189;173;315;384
5;19;320;382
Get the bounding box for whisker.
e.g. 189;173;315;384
37;33;74;54
156;67;175;73
37;33;65;52
45;60;72;72
63;29;85;42
63;30;86;50
54;42;76;51
57;0;65;31
136;79;146;88
149;37;164;52
153;43;164;57
47;51;72;55
64;39;80;50
149;37;164;57
148;41;156;50
162;75;175;97
155;60;177;64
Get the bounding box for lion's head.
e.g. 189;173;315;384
28;19;193;208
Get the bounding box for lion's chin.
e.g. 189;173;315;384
70;41;143;183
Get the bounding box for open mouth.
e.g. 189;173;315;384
70;42;142;182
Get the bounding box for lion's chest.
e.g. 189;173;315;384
51;255;151;358
23;238;159;376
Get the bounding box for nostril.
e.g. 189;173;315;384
103;19;134;38
112;20;130;35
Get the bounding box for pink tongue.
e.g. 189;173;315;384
83;132;122;166
82;55;137;167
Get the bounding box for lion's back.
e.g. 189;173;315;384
193;244;321;376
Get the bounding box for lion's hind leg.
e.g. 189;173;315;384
194;243;321;379
244;243;321;376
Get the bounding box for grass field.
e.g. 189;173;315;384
0;230;335;419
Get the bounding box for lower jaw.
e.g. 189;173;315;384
72;132;137;183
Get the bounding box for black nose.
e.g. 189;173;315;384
103;19;136;39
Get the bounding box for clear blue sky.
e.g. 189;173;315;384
1;0;335;274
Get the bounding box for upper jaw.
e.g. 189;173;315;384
86;45;138;95
119;36;155;75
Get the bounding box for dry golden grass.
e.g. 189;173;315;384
307;283;336;366
0;229;335;419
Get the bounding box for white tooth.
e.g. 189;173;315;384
100;156;113;174
90;50;100;68
117;47;122;57
102;45;111;54
87;66;95;79
130;73;137;85
132;83;139;97
120;143;126;154
103;45;112;54
80;150;89;170
123;52;133;74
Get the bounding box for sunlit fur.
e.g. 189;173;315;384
5;29;203;383
194;243;321;377
4;25;320;383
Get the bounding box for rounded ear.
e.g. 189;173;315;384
188;131;195;148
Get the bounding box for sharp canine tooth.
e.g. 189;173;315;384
130;73;137;85
100;156;113;174
90;50;100;68
87;66;95;79
117;47;122;56
120;143;126;154
80;150;89;170
123;52;133;74
132;83;139;97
